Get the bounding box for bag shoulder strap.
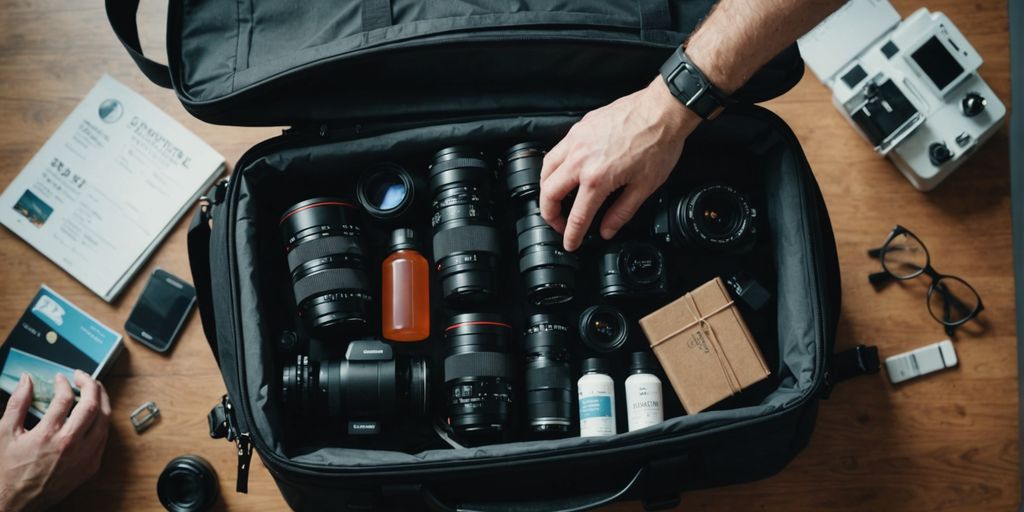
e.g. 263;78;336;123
105;0;173;89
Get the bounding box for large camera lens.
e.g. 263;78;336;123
579;305;629;353
653;184;756;252
502;143;577;305
598;241;667;300
356;163;421;223
503;142;545;200
523;314;572;434
280;198;373;331
281;340;428;433
443;313;513;433
514;200;578;305
429;147;501;303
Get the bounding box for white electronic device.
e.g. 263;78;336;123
797;0;1005;191
884;339;958;384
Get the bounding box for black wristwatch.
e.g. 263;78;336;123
659;47;733;120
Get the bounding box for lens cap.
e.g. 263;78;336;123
157;455;219;512
581;357;611;375
628;351;657;373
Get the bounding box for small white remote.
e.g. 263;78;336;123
884;340;958;384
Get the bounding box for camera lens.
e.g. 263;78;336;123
598;241;667;300
429;147;501;303
356;163;420;222
579;306;629;353
280;198;373;331
443;313;513;433
280;340;428;425
655;184;756;252
502;142;546;200
523;314;573;434
157;455;219;512
514;199;578;305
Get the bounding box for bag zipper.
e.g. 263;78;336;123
214;105;834;486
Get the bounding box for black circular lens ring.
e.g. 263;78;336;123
926;275;982;326
157;455;219;512
356;162;417;221
618;242;665;287
677;184;754;249
578;305;630;353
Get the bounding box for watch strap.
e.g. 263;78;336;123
659;47;733;120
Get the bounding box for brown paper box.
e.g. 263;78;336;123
638;277;770;414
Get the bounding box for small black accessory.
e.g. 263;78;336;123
867;225;984;336
598;241;667;300
579;306;630;353
580;357;611;375
356;162;421;223
125;268;197;353
724;273;772;311
388;227;418;252
659;46;733;120
157;455;219;512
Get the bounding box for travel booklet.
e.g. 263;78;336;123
0;74;225;301
0;286;123;419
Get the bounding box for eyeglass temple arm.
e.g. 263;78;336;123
868;271;894;286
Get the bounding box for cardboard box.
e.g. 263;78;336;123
638;277;770;414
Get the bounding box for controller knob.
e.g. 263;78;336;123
928;142;953;166
961;92;987;117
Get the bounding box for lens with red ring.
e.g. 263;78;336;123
280;197;373;332
443;313;513;433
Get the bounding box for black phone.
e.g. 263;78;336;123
125;268;197;353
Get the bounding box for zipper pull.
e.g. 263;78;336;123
235;432;253;494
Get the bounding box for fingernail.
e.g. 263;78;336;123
55;373;65;383
74;369;87;379
18;372;28;387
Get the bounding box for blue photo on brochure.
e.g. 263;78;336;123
0;286;122;417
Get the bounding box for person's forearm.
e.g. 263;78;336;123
686;0;846;93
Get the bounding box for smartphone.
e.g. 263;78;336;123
125;269;197;353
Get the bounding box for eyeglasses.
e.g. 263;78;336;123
868;225;984;336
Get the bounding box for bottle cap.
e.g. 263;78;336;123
581;357;610;375
388;228;418;252
628;351;657;373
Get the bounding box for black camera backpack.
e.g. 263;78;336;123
107;0;879;510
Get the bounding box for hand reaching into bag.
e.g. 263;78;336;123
538;78;697;252
0;371;111;512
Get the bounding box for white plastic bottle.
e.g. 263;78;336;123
625;351;664;432
578;358;616;437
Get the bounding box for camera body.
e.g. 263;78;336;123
798;0;1005;191
281;339;428;435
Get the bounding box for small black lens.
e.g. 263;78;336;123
598;241;667;300
579;306;629;353
665;184;756;252
502;142;546;200
157;455;219;512
280;198;373;331
356;163;419;222
429;148;501;303
523;314;572;434
444;313;513;433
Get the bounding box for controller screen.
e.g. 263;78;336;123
911;36;964;90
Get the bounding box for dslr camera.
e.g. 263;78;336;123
281;339;428;435
798;0;1005;191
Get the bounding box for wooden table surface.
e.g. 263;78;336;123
0;1;1016;510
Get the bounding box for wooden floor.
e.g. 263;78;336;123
0;1;1016;510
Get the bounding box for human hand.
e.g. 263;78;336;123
539;77;701;251
0;371;111;512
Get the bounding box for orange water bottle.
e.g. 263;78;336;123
382;228;430;342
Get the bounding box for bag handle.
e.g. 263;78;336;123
105;0;173;89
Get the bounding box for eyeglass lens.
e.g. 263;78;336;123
927;276;981;326
881;232;928;279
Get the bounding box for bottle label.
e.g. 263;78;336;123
626;379;664;432
579;396;612;420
